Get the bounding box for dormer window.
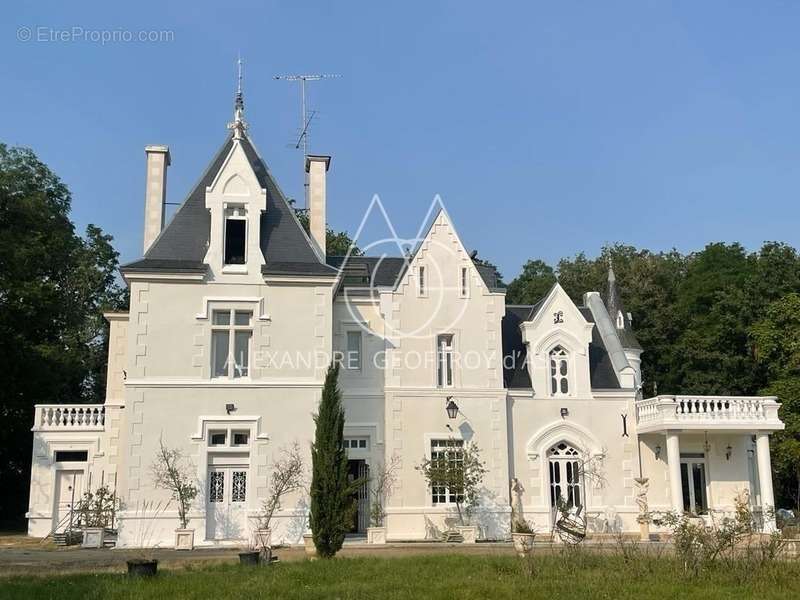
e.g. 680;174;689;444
549;345;570;396
616;310;625;329
224;206;246;265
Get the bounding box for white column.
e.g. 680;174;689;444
666;432;683;514
755;433;776;532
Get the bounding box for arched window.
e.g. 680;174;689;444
549;346;570;396
548;442;582;510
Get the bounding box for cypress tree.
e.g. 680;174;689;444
310;363;352;557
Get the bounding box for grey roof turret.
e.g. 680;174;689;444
605;263;642;351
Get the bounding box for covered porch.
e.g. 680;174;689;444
635;395;784;531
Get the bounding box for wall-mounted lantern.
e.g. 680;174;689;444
445;397;459;420
226;403;236;415
560;407;569;419
725;444;733;461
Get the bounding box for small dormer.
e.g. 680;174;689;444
519;283;594;398
203;140;267;281
604;263;643;386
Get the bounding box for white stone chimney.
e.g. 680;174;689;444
305;155;331;260
143;145;171;254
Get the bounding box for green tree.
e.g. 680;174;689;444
0;144;126;524
751;294;800;509
505;259;555;304
309;364;355;557
294;208;362;257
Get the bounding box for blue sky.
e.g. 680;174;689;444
3;2;800;280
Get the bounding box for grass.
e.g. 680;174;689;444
2;552;798;599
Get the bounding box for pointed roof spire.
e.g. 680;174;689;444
606;258;622;324
603;258;642;350
228;55;247;139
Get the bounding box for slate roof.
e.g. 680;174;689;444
605;266;642;350
502;302;621;390
121;133;334;277
326;255;501;291
327;256;410;288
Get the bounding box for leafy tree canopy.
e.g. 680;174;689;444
0;143;127;523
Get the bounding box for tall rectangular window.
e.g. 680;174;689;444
211;309;252;378
430;439;464;504
460;267;468;297
346;331;362;370
224;218;246;265
437;334;454;388
418;266;426;296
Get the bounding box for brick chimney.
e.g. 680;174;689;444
305;155;331;260
143;145;171;254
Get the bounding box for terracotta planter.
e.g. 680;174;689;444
457;525;478;544
127;559;158;577
81;527;106;549
512;532;536;556
367;527;386;545
174;528;194;551
252;528;271;551
303;533;317;557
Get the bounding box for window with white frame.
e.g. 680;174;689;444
549;345;570;396
430;439;464;504
437;334;454;388
418;265;426;296
211;309;253;378
208;427;251;448
232;430;250;446
224;206;247;265
343;437;369;450
346;331;362;370
548;442;583;510
460;266;468;297
209;430;227;446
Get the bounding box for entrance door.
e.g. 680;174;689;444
347;460;370;534
206;467;248;540
547;442;583;511
53;470;83;532
680;454;708;515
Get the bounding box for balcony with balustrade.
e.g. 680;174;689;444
33;405;106;432
635;395;783;434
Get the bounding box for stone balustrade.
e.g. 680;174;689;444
34;405;106;431
635;395;782;433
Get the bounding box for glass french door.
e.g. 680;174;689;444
548;442;583;511
680;454;708;515
206;467;248;539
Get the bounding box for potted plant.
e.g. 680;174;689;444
511;520;536;556
416;441;487;544
76;484;119;548
151;438;199;551
244;442;305;565
367;454;400;544
126;499;169;577
303;532;317;557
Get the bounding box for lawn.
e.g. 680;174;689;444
1;553;797;599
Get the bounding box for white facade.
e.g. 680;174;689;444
26;108;785;545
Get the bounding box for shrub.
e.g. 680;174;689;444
310;364;361;557
75;485;119;529
151;438;199;530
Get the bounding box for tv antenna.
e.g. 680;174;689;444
273;73;341;206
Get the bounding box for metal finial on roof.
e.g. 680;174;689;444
228;55;247;139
